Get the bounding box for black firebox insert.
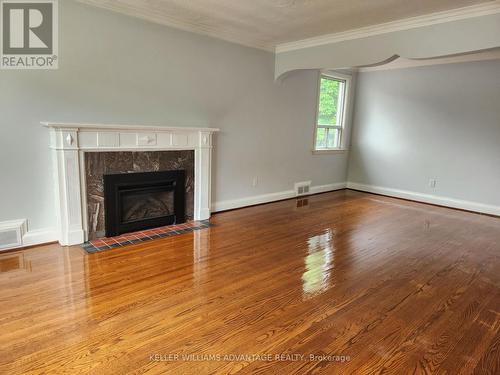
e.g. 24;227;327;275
103;170;185;237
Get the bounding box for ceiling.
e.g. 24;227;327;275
79;0;494;50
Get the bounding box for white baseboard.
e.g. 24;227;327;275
212;182;347;212
347;182;500;216
0;224;57;251
212;190;295;212
22;228;58;247
310;182;347;194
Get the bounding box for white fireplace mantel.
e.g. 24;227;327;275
44;122;219;246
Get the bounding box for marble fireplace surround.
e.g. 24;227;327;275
44;122;219;246
85;151;194;240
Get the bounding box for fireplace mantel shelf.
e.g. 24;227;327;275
42;122;220;133
45;122;216;246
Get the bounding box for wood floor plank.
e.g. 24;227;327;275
0;190;499;374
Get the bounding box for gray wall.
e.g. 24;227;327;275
348;60;500;206
0;0;348;232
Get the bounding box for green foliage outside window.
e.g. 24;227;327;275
318;78;341;125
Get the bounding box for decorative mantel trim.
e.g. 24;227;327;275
44;122;219;246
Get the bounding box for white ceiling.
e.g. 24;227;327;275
79;0;494;50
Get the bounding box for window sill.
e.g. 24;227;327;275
312;149;348;155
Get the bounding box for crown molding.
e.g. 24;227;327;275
276;1;500;53
77;0;274;51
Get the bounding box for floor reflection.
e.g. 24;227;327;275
193;229;211;287
0;252;32;273
302;229;334;299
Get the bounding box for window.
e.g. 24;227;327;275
314;73;351;151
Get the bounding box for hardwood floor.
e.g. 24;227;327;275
1;190;499;374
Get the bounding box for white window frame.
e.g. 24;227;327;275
313;71;352;153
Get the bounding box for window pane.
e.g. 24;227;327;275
326;128;340;148
316;127;327;148
318;78;343;126
316;128;341;149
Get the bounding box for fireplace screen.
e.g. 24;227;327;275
121;189;174;223
104;170;185;237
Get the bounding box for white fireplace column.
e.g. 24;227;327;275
44;122;219;246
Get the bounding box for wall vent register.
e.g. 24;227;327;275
295;181;311;197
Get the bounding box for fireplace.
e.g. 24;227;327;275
45;123;218;246
104;170;186;237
